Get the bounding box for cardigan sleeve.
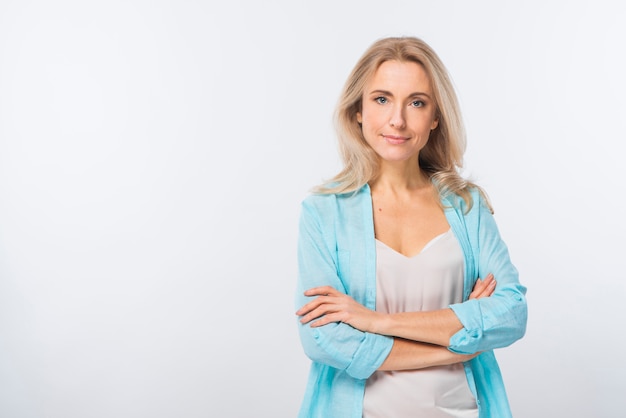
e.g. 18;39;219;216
448;194;528;355
295;198;393;380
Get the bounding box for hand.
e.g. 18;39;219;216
469;273;496;300
296;286;381;332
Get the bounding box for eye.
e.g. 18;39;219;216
374;96;388;104
411;100;425;108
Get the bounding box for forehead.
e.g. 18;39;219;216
366;60;432;92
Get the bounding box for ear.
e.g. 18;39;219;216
356;112;362;124
431;117;439;130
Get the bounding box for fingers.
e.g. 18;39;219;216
469;274;497;300
309;312;344;328
483;274;496;296
303;285;340;297
299;305;333;325
297;297;349;325
296;295;332;317
296;286;353;326
296;286;342;316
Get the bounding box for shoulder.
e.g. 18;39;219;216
301;191;337;214
441;186;484;212
301;184;370;212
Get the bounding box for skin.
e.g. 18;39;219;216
297;275;495;370
297;60;496;370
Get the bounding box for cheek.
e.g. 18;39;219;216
360;107;384;128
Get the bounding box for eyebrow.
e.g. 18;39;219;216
368;89;432;100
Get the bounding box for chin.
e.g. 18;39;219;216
377;152;418;163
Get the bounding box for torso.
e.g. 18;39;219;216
364;179;478;418
371;181;449;256
362;229;478;418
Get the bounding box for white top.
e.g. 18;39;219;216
362;230;478;418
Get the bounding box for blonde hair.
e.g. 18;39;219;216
315;36;490;212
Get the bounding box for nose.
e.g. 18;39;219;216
389;105;406;129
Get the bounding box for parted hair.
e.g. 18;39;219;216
315;36;490;212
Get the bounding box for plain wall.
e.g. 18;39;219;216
1;1;624;417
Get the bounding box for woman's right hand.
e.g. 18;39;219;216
469;273;496;300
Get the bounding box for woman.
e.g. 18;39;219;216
295;36;527;418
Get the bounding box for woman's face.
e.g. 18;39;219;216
357;60;439;166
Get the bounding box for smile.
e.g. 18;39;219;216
382;134;409;145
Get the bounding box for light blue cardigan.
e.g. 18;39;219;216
295;184;527;418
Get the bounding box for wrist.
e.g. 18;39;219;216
371;312;390;335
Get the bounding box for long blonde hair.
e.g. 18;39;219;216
315;36;490;212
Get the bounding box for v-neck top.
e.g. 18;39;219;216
362;230;478;418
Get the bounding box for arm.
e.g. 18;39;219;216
378;338;479;371
298;274;496;347
447;195;528;355
374;274;497;346
299;195;527;355
295;198;393;379
372;197;528;354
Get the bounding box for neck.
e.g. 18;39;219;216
370;159;430;193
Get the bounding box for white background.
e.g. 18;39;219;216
1;1;624;417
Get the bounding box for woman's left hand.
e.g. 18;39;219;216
296;286;381;332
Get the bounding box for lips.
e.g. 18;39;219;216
382;134;409;145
